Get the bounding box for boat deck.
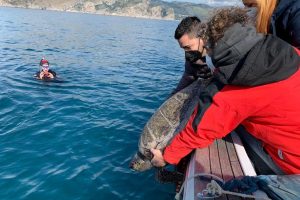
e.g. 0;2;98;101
182;131;266;200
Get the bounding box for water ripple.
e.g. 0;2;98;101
0;7;181;200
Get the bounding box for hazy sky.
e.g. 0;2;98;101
165;0;244;7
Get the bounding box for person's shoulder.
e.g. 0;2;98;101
292;0;300;7
35;71;41;78
274;0;300;17
289;0;300;13
283;0;300;14
48;69;57;77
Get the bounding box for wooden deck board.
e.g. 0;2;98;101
194;147;211;200
217;139;235;181
185;133;248;200
210;140;228;200
183;131;269;200
209;140;223;178
217;138;242;200
224;135;239;162
224;136;244;178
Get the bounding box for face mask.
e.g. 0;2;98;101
185;37;206;63
185;50;203;63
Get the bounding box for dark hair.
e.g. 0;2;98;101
174;16;201;40
206;7;249;47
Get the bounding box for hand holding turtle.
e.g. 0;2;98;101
150;148;167;167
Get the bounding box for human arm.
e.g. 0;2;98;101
49;70;56;78
48;73;55;79
39;71;45;79
170;61;197;96
170;60;212;96
163;88;251;165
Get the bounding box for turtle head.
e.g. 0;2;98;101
129;150;153;172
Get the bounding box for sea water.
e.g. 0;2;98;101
0;7;184;200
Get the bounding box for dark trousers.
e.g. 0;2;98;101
236;126;285;175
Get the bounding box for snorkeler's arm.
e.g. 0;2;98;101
49;70;56;77
48;73;54;79
39;72;44;79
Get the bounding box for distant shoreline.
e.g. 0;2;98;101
0;5;177;21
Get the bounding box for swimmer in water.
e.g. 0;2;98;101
36;58;56;80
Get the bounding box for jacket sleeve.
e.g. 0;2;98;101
288;4;300;49
170;61;198;96
163;97;248;165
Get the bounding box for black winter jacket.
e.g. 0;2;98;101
270;0;300;48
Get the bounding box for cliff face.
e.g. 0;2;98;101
0;0;212;20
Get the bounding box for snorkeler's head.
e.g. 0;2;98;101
40;58;49;68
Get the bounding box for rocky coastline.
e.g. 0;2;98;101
0;0;212;20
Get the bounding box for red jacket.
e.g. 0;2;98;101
164;68;300;174
164;24;300;174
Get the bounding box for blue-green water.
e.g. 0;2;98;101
0;7;184;200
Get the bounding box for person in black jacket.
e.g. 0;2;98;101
243;0;300;49
161;17;214;185
170;17;213;96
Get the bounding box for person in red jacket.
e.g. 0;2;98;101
151;8;300;174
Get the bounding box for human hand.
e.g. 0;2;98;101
39;72;45;79
191;63;212;79
48;73;54;79
150;148;167;167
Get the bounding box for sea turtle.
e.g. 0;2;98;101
130;79;204;172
